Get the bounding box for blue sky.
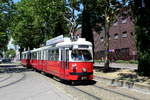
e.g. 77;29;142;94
13;0;20;3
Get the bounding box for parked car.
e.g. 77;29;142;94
2;58;11;63
0;59;2;63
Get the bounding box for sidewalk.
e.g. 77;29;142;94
94;62;137;70
94;68;150;94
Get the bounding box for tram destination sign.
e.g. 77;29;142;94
46;35;64;46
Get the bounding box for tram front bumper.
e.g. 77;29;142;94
70;72;93;75
68;72;93;80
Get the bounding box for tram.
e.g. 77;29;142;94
21;35;93;81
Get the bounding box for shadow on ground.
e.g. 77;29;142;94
118;72;150;84
0;65;32;73
69;80;97;86
94;66;120;73
43;72;97;86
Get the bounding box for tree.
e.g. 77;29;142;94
132;0;150;76
68;0;123;71
11;0;46;50
32;0;69;39
0;0;13;51
94;0;126;71
68;0;103;57
5;49;16;58
11;0;69;50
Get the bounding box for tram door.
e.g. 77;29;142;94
61;49;69;79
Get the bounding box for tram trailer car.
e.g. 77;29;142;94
21;51;31;68
21;37;94;81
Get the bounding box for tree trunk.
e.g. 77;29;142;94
81;7;94;57
104;17;110;72
134;0;150;76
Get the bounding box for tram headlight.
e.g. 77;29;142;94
82;68;87;72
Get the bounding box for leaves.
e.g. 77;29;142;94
11;0;69;50
0;0;13;51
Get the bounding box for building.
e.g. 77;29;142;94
75;16;137;61
94;16;137;60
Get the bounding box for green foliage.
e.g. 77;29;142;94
131;0;150;76
115;60;138;64
129;60;138;64
0;32;9;51
5;49;16;58
0;0;13;51
10;0;69;50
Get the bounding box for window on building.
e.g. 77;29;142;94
122;31;127;37
113;22;118;26
122;19;127;24
100;37;104;42
130;32;134;36
99;50;105;57
121;48;129;56
114;33;119;39
109;34;111;40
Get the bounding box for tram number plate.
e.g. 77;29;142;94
81;76;87;80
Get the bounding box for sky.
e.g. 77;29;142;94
13;0;20;3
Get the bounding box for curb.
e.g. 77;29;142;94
95;76;150;94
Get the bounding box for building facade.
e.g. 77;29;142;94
94;16;137;60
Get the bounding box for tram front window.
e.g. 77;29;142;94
71;50;92;61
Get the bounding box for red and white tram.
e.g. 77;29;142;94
21;36;93;81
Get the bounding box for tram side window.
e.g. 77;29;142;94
24;54;26;59
52;50;55;61
31;52;37;60
61;50;66;61
41;51;44;60
47;49;59;61
43;50;46;60
22;54;24;59
48;50;52;60
32;53;35;59
55;49;59;61
27;52;31;59
35;52;37;60
44;50;48;60
32;53;34;59
38;52;41;60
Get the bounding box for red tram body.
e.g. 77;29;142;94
21;36;93;81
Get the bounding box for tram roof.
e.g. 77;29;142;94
24;37;92;53
56;37;92;47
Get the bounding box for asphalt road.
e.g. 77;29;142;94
0;65;72;100
1;63;150;100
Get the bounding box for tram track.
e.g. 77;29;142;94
36;71;141;100
67;83;139;100
63;79;141;100
41;74;102;100
0;74;13;82
0;72;26;88
92;84;139;100
69;85;102;100
31;70;150;100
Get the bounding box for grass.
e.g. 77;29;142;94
94;60;138;64
114;60;138;64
